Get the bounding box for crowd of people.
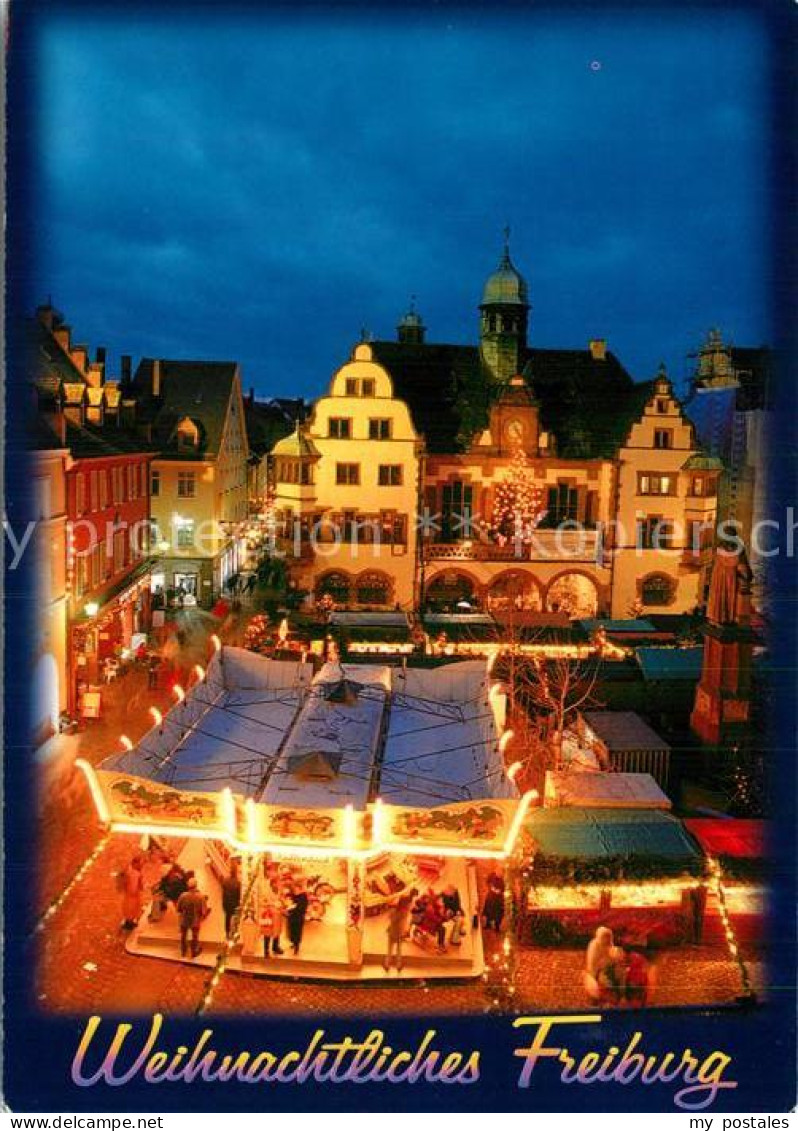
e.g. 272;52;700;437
117;851;315;962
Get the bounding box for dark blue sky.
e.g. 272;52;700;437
33;7;769;400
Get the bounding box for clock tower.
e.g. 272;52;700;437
486;374;541;456
479;228;530;383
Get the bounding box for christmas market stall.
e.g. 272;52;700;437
519;807;706;948
314;610;418;658
77;647;532;980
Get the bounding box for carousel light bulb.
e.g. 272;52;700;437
173;684;185;702
210;634;222;653
194;664;206;681
119;735;133;751
499;730;514;755
149;706;163;726
506;761;523;782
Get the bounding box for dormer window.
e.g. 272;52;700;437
176;417;199;450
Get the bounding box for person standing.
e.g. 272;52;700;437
259;883;285;957
221;864;242;937
482;869;505;931
285;880;309;955
176;877;207;958
383;887;418;973
120;855;145;931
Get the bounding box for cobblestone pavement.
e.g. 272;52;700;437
34;622;766;1020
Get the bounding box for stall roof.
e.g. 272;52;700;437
544;771;671;810
527;808;701;862
581;710;670;752
423;613;499;641
329;611;411;630
636;647;704;682
578;618;658;635
683;819;766;859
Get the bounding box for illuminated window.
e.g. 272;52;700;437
176;519;195;548
638;474;674;496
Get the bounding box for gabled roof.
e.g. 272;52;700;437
133;359;239;458
244;398;294;458
65;420;156;460
370;338;647;458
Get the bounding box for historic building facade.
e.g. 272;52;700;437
31;306;155;715
270;343;423;608
269;240;721;619
133;359;250;604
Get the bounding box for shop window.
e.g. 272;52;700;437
336;463;360;486
177;471;196;498
329;417;352;439
653;429;673;450
641;573;676;606
369;418;392;440
378;464;402;486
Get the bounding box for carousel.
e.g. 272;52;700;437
77;645;533;980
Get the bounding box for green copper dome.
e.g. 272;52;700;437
481;232;529;307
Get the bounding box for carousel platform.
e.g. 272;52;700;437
127;840;486;981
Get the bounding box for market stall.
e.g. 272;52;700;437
519;807;705;947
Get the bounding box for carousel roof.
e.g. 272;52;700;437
99;649;516;810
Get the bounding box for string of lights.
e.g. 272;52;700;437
707;855;756;1002
33;832;111;936
195;859;261;1017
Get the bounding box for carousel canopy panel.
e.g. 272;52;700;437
100;649;312;797
380;661;516;807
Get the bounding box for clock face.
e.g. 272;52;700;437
506;419;524;442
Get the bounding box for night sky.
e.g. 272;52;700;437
31;6;769;400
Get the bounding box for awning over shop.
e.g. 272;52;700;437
683;819;766;860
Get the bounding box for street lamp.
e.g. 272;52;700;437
84;602;100;618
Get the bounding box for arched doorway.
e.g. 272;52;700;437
486;570;543;614
425;570;480;612
546;572;599;618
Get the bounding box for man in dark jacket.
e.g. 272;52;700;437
177;877;207;958
221;865;242;936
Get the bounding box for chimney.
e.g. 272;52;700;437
95;346;107;367
589;338;607;361
152;359;161;397
120;355;132;385
71;344;89;372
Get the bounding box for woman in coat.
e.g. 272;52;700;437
120;855;145;930
284;880;309;955
259;883;285;957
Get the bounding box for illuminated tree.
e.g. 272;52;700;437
490;446;546;547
